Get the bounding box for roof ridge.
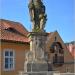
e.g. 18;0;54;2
0;19;29;36
0;19;21;24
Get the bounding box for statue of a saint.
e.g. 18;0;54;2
28;0;47;32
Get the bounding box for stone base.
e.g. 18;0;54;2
25;72;53;75
27;62;53;72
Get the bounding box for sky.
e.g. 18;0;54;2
0;0;75;42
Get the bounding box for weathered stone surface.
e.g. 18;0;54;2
27;63;48;72
28;73;46;75
28;32;48;62
28;0;47;32
23;1;49;74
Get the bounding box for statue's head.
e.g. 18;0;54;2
35;0;42;2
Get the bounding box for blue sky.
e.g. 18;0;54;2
0;0;75;42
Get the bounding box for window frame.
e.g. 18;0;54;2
3;49;15;71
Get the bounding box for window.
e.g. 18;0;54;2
53;54;64;66
4;49;15;71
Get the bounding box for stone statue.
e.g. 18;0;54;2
28;0;47;32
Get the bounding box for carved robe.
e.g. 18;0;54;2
28;0;47;31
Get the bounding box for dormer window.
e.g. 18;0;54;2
5;28;18;33
5;27;24;36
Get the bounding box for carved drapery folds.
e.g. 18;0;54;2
28;0;47;32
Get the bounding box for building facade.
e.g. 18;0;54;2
66;41;75;59
46;31;74;73
0;19;74;75
0;19;30;75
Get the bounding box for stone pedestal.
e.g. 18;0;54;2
24;32;52;74
28;32;48;62
27;62;48;72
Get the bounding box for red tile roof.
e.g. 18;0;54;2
0;19;28;36
0;19;29;43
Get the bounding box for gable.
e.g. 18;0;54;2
46;31;74;63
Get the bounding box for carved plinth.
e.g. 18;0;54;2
27;62;48;72
23;32;53;73
28;32;48;62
